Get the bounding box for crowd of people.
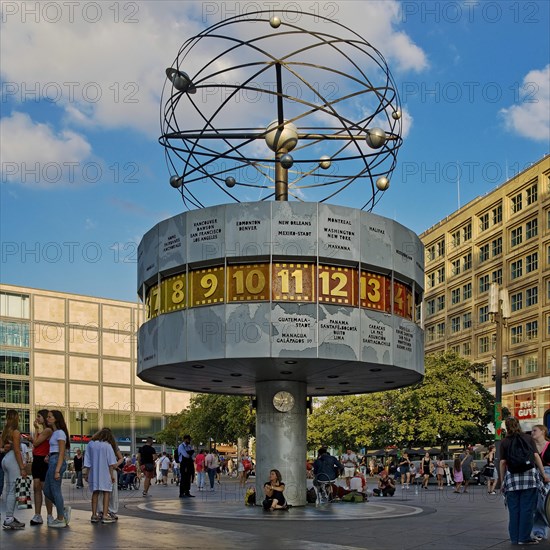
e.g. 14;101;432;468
1;410;548;543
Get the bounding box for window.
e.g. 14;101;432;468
526;219;538;240
463;223;472;242
427;272;435;288
451;231;461;248
0;379;30;405
451;288;461;305
511;325;523;344
451;317;461;333
426;326;435;342
427;246;436;261
526;287;538;307
492;237;502;257
547;210;550;230
511;193;523;213
0;293;30;319
450;344;460;354
436;322;445;339
526;320;538;340
526;183;537;205
478;336;490;354
492;269;502;285
492;204;502;225
525;355;538;374
426;299;435;316
478;274;490;293
463;283;472;300
463;312;472;329
437;295;445;311
0;351;30;376
511;259;523;280
479;243;489;262
479;212;489;231
0;321;30;348
477;364;489;384
463;341;471;355
463;252;472;271
511;226;523;247
437;267;445;284
437;240;445;257
526;252;538;273
511;358;522;377
511;291;523;312
479;305;489;324
451;259;460;276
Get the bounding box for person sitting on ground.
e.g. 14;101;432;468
373;470;396;497
262;469;288;511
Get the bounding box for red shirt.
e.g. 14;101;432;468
33;438;50;457
195;453;206;472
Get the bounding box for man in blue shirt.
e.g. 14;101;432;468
177;435;195;498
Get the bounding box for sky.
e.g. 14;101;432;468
1;0;549;302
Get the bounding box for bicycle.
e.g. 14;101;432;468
313;475;336;504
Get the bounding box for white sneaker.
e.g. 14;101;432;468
30;514;43;525
48;519;67;529
47;515;54;526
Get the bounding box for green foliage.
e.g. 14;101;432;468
155;394;255;447
307;352;494;452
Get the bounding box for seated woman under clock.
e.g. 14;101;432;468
262;469;288;511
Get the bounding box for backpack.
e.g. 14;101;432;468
306;487;317;503
245;486;256;506
242;459;252;471
507;434;535;474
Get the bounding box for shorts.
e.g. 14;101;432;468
344;467;355;478
462;469;471;481
32;454;49;481
161;469;168;477
141;464;156;479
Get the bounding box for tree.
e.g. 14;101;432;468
156;394;255;448
307;352;494;452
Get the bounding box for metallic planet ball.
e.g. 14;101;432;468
366;127;387;149
376;176;390;191
270;16;281;28
392;109;402;120
225;176;237;188
280;154;294;169
264;120;298;152
319;156;331;170
170;175;182;188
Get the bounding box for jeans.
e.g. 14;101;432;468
76;470;83;488
532;466;550;539
506;487;537;543
196;470;205;489
0;461;4;497
207;468;216;489
43;456;67;517
2;450;20;517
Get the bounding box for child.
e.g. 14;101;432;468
452;457;464;493
84;428;118;524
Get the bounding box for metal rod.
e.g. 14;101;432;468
275;149;288;201
276;63;284;126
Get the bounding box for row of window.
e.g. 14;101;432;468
0;379;29;405
426;182;541;264
0;293;30;320
0;321;30;348
0;351;30;376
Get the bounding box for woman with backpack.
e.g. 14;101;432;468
500;417;550;545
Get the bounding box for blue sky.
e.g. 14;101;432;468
1;1;549;302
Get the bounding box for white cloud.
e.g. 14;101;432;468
500;65;550;142
0;112;92;186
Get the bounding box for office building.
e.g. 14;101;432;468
420;154;550;428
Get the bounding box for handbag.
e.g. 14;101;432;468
15;476;32;509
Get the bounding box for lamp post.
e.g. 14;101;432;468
75;411;88;452
488;283;510;468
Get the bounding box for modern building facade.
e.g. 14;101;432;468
420;154;550;429
0;283;190;454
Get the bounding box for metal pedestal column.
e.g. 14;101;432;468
255;380;307;506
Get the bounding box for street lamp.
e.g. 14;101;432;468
488;283;510;466
75;411;88;451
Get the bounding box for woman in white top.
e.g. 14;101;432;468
43;410;71;528
1;409;28;530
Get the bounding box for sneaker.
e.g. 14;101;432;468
49;519;67;529
30;514;43;525
90;515;100;523
517;540;539;545
47;515;54;526
3;518;25;530
64;506;71;526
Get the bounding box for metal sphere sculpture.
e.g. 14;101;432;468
160;10;403;211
